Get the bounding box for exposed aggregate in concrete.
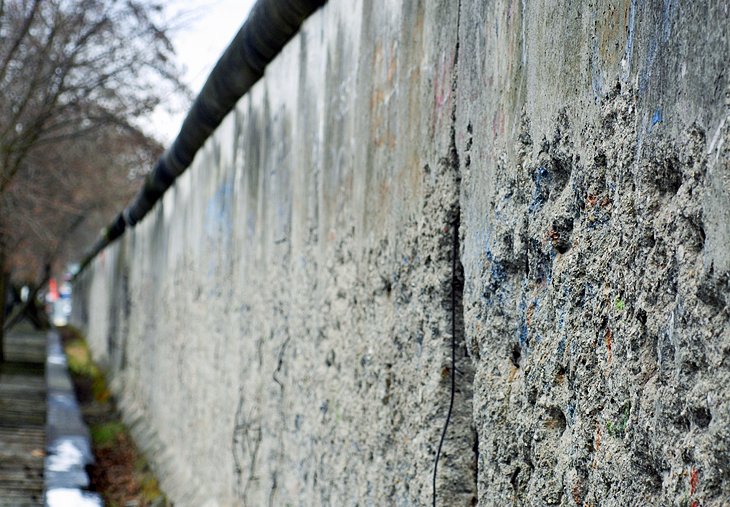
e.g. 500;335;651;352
462;88;729;506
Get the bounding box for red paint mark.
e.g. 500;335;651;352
605;329;613;363
571;482;582;506
690;501;699;507
434;58;450;108
547;227;560;248
432;51;454;131
526;303;536;326
690;468;699;495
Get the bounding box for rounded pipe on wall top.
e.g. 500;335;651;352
75;0;327;277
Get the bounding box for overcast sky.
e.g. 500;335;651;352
147;0;256;144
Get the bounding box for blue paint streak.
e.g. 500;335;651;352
591;37;604;101
556;335;566;356
651;109;662;126
204;177;235;277
622;0;639;82
546;249;558;285
482;243;515;307
566;402;576;426
518;320;528;348
638;36;659;96
489;259;507;289
517;291;529;352
529;166;551;213
580;282;595;308
661;0;675;42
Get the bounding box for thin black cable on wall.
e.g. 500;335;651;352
433;217;459;507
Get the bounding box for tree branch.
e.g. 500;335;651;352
0;0;41;83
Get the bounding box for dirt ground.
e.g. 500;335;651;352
58;327;171;507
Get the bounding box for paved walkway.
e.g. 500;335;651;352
0;323;47;507
44;329;101;507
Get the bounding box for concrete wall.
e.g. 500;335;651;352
73;0;729;505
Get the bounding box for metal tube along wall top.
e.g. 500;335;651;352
76;0;326;275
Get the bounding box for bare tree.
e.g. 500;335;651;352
0;0;187;358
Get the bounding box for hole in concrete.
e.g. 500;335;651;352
673;413;691;432
691;406;712;429
682;447;695;464
555;241;571;254
545;407;567;433
550;154;572;191
649;153;683;194
550;216;574;254
325;349;335;367
510;343;522;367
510;466;522;491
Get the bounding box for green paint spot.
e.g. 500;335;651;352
606;402;631;438
614;296;625;311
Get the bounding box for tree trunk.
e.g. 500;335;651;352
3;270;50;334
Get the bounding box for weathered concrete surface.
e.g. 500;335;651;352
73;0;728;505
75;1;474;505
456;1;729;505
